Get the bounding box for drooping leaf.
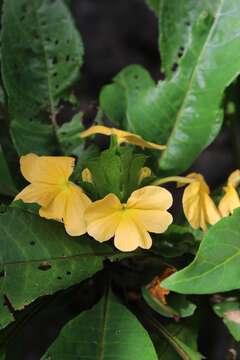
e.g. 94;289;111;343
0;208;128;329
152;319;202;360
213;296;240;341
108;0;240;173
162;209;240;294
1;0;84;155
0;146;17;196
42;289;158;359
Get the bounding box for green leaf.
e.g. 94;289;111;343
57;113;84;154
213;297;240;341
42;289;158;359
2;0;84;155
162;209;240;294
158;1;219;78
112;0;240;173
152;319;202;360
0;208;127;329
0;146;17;196
153;224;198;258
0;298;14;331
142;287;196;319
87;148;122;199
145;0;160;15
99;83;127;127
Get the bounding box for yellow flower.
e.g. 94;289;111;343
15;154;91;236
182;173;221;231
138;167;152;184
80;125;166;150
218;170;240;217
85;186;173;252
81;168;93;183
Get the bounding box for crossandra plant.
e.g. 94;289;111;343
1;0;240;359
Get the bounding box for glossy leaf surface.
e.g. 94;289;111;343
42;290;158;359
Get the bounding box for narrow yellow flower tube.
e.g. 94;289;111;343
182;173;221;231
15;154;91;236
85;186;173;252
218;169;240;217
80;125;166;150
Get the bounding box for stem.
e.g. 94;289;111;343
151;176;193;186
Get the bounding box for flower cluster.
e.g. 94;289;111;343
15;126;240;251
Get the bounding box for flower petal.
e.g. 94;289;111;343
15;183;60;207
20;154;75;184
64;183;91;236
127;186;173;210
122;134;166;150
85;194;122;242
131;209;173;233
114;215;152;251
203;193;221;226
218;185;240;217
80;125;113;138
40;184;91;236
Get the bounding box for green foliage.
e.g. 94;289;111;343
163;209;240;294
0;146;17;196
0;208;126;330
84;147;146;201
152;319;203;360
57;112;84;154
42;289;158;359
213;296;240;341
1;0;84;155
142;287;196;319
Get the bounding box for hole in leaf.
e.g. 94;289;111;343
30;241;35;246
66;271;71;276
38;262;52;271
54;39;59;45
0;270;5;278
185;21;191;26
52;57;58;65
57;276;62;280
133;74;139;79
171;62;178;72
65;55;70;62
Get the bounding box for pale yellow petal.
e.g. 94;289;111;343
85;194;122;242
138;167;152;184
39;190;68;223
122;134;166;150
15;183;60;207
80;125;113;138
182;181;203;230
20;154;75;184
80;126;165;150
114;215;152;251
127;186;173;210
64;183;91;236
81;168;93;183
219;185;240;217
183;180;220;231
131;209;173;233
203;193;221;226
227;170;240;187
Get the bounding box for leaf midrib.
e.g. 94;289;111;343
161;0;224;158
